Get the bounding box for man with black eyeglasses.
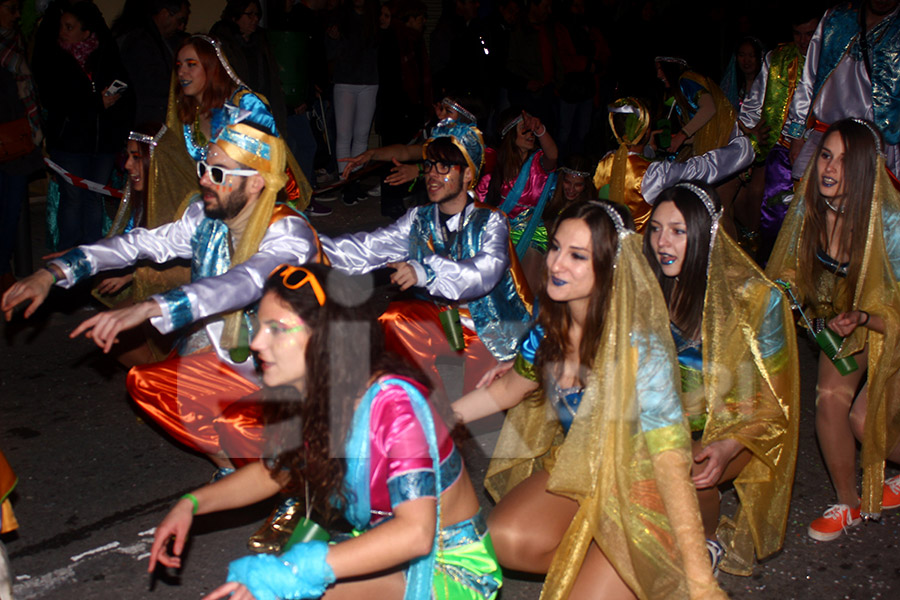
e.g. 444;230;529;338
322;120;533;401
2;120;321;476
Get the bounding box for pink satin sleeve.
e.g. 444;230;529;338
367;377;454;515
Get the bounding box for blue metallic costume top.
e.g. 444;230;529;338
670;287;787;433
50;197;319;379
321;202;532;361
513;323;685;435
784;2;900;145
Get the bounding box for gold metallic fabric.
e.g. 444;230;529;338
701;231;800;575
216;122;288;351
678;72;735;160
485;234;724;600
766;156;900;517
593;150;652;232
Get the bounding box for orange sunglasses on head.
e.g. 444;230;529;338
270;265;326;306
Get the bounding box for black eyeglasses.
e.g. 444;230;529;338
196;160;257;185
422;159;460;175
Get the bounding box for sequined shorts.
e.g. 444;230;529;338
433;510;502;600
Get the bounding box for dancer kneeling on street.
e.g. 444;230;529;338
149;264;502;600
453;202;724;599
1;119;322;552
322;120;532;402
644;182;799;575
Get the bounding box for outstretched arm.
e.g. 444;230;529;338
340;144;424;179
452;367;538;424
148;462;282;572
1;266;60;321
70;299;161;353
642;129;754;205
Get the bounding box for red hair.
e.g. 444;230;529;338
175;37;237;124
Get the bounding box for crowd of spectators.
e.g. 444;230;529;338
0;0;832;290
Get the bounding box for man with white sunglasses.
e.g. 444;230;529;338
2;120;321;478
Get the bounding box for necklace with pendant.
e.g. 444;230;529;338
823;197;845;214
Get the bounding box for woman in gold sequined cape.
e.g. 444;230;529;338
766;119;900;523
643;182;799;575
453;202;724;599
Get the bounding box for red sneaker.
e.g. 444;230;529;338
883;474;900;510
808;504;862;542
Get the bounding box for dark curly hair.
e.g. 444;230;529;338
260;264;430;522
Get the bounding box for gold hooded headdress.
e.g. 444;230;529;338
213;120;289;354
593;98;654;231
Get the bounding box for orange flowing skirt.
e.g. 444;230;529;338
379;300;496;399
127;352;265;467
0;450;17;533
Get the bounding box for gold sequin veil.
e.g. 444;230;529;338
701;217;800;575
485;224;724;599
766;153;900;518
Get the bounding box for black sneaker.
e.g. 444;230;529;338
342;181;364;206
306;199;333;217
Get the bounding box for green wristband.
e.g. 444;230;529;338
180;493;199;515
44;267;58;284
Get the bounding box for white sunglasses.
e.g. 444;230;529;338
196;160;257;184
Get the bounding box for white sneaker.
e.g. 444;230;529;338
706;539;724;577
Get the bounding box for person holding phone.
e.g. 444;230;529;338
32;1;134;250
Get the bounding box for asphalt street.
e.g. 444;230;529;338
2;186;899;599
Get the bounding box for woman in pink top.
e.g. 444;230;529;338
149;264;501;600
477;108;558;291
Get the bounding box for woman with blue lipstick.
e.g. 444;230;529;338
766;119;900;541
644;182;799;575
453;202;725;599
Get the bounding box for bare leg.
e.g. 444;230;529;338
567;540;637;600
209;450;235;470
816;349;867;506
0;540;11;600
849;381;900;464
715;178;740;238
691;439;752;539
322;570;405;600
521;247;544;297
487;470;579;573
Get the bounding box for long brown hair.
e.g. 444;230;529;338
485;108;530;206
175;37;237;124
260;264;430;522
129;121;164;226
535;202;619;388
544;155;597;221
797;119;880;309
642;183;718;338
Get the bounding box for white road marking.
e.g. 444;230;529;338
13;530;155;598
11;566;76;600
70;541;120;563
